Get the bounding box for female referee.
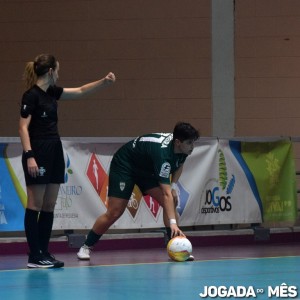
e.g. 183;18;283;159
19;54;116;268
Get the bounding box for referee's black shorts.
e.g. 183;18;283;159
22;139;65;186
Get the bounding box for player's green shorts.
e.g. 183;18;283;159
108;162;159;200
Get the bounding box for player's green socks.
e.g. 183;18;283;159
85;230;102;247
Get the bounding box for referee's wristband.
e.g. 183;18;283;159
169;219;177;225
24;150;35;159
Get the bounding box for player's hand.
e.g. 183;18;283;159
27;158;39;178
170;224;186;238
104;72;116;85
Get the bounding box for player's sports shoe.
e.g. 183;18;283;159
186;255;195;261
77;245;91;260
43;252;64;268
27;253;54;268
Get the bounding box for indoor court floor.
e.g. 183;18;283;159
0;243;299;300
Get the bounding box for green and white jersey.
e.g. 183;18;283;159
111;133;188;184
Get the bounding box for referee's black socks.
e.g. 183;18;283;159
38;211;54;254
24;208;40;255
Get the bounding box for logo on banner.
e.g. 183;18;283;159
86;153;109;207
200;149;236;215
126;186;143;220
64;152;73;183
143;182;190;220
55;151;82;219
175;182;190;216
0;185;7;225
144;195;161;220
0;203;7;225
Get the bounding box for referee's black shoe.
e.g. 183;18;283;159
27;253;54;268
42;252;64;268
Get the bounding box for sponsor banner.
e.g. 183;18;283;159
239;140;298;223
0;138;297;231
180;139;263;226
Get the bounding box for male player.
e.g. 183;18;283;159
77;122;199;260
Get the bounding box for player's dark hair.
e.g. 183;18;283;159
173;122;199;142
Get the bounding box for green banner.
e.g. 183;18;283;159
241;140;297;223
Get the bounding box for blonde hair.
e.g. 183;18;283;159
23;61;37;90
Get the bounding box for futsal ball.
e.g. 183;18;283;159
167;236;192;262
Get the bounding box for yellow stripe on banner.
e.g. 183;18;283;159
4;145;27;208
